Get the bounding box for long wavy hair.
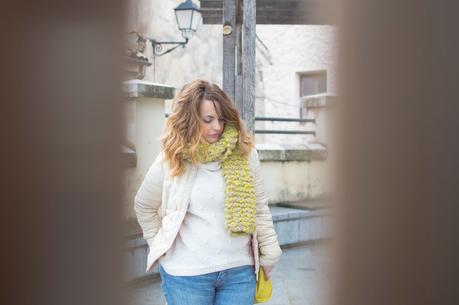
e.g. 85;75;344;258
160;79;254;177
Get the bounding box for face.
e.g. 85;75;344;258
199;99;225;143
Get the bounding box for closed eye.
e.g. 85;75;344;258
202;117;225;124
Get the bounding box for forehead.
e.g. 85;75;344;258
200;99;222;116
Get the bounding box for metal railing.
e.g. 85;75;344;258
254;116;315;135
164;114;316;135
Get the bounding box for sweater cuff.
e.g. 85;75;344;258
259;243;283;266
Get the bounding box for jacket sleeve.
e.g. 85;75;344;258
250;148;283;267
134;152;164;242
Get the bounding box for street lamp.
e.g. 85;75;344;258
175;0;202;39
150;0;202;57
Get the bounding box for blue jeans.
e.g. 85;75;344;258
158;264;256;305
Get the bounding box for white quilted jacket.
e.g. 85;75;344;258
134;148;282;281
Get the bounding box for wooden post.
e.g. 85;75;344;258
235;0;243;112
223;0;236;101
242;0;256;133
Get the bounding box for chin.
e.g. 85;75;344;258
206;137;219;143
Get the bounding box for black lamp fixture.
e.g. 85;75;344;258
150;0;201;57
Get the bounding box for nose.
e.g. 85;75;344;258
211;119;222;131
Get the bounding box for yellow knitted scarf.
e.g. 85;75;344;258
181;124;256;236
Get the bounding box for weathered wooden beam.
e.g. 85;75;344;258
235;0;243;112
203;9;316;18
203;0;308;9
201;0;332;24
202;16;332;25
242;0;256;133
223;0;237;101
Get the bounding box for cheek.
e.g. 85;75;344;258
199;122;209;134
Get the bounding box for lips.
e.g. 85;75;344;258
209;134;220;137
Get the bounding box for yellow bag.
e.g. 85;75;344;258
254;267;272;303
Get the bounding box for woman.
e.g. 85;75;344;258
134;79;282;305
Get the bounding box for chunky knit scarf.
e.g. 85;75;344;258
181;124;256;236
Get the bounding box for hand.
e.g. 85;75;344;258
262;265;274;280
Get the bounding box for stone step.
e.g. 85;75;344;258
124;206;332;282
271;206;332;246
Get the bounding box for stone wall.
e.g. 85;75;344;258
255;25;337;145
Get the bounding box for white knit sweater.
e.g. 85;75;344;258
158;160;254;276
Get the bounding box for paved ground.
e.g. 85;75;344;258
127;242;331;305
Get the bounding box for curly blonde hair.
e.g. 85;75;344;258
160;79;254;177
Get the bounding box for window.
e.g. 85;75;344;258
299;71;327;120
300;71;327;97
